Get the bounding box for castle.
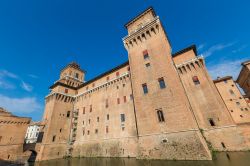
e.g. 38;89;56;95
35;7;250;161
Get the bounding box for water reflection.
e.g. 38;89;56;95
30;152;250;166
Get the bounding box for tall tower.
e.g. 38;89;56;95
123;7;211;160
37;62;85;161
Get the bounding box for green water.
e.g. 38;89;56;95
31;152;250;166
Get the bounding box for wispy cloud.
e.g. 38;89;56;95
0;70;18;79
0;94;41;113
201;42;236;58
28;74;39;79
197;43;205;51
232;44;248;53
21;81;33;92
0;69;34;92
207;58;247;80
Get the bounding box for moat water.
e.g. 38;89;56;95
22;152;250;166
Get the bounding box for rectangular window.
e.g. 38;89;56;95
192;76;200;85
143;50;149;59
66;111;70;118
0;136;2;142
95;129;98;134
145;63;151;68
156;109;165;122
142;84;148;94
124;96;127;103
83;107;85;114
65;89;68;94
87;130;90;135
92;83;95;87
117;98;120;104
209;119;215;126
236;102;240;106
116;72;120;77
130;94;133;100
106;126;109;133
105;99;108;108
120;114;125;122
83;129;85;136
90;105;92;112
89;119;91;124
75;73;79;79
158;78;166;89
229;89;235;95
107;114;109;120
106;76;109;81
97;117;99;122
52;135;56;142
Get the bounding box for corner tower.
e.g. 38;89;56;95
37;62;84;161
123;7;211;160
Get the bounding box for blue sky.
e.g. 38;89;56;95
0;0;249;121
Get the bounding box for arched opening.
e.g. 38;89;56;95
28;150;37;162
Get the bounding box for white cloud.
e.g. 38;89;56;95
0;94;41;113
207;58;247;80
21;81;33;92
201;42;235;58
0;70;18;79
0;80;15;89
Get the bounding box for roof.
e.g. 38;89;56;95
213;76;233;83
172;45;198;58
50;61;129;90
241;60;250;66
124;7;156;28
60;62;86;74
49;81;78;90
78;61;129;89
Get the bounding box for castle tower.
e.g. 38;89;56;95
37;62;84;161
173;46;249;151
122;7;211;160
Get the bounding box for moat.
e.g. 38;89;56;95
22;152;250;166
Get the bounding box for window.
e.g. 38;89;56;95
60;128;62;133
87;130;90;135
52;135;56;142
117;98;120;104
116;72;120;77
107;76;109;81
156;109;165;122
83;107;85;114
240;115;243;118
65;89;68;94
0;136;2;142
83;121;84;125
229;89;235;95
236;102;240;106
97;117;99;122
224;80;228;83
92;83;95;87
83;129;85;135
130;94;133;100
106;126;109;133
221;142;226;148
209;119;215;126
143;50;149;60
66;111;70;118
124;96;127;103
145;63;151;68
120;114;125;122
105;99;108;108
107;114;109;120
142;84;148;94
158;78;166;89
192;76;200;85
89;119;91;124
90;105;92;112
127;67;130;71
95;129;98;134
75;73;79;79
